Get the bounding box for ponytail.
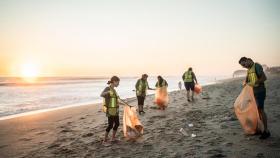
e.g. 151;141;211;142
107;76;120;85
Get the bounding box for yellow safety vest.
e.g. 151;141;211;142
156;80;167;87
136;80;148;96
103;87;119;116
247;63;258;87
184;71;193;82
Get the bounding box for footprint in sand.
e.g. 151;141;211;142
82;133;94;138
60;129;72;133
36;131;47;135
256;153;265;158
222;142;233;147
19;138;32;141
206;148;225;157
220;124;228;129
47;143;60;149
0;144;8;149
142;144;153;150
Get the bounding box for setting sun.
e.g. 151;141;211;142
20;63;40;82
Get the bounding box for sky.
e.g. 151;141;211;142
0;0;279;77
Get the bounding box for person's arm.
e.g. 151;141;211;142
182;72;185;80
255;64;267;84
100;87;110;97
245;75;249;83
147;82;155;90
135;80;140;90
192;72;198;84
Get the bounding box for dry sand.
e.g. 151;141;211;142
0;75;280;158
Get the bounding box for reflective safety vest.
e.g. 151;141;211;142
136;79;148;96
103;87;119;116
156;80;167;88
247;63;258;87
184;71;193;82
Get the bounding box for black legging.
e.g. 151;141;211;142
137;96;145;105
106;116;119;132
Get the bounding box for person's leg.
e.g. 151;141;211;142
191;83;195;101
140;96;145;113
259;108;270;139
112;116;120;141
104;116;113;142
258;108;268;132
185;82;191;101
255;89;270;139
137;96;141;113
137;96;144;114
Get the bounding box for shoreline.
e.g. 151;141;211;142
0;77;232;121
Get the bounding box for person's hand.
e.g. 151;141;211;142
242;81;246;87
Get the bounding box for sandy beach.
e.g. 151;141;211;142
0;75;279;158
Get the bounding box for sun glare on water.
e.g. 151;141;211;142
20;63;40;83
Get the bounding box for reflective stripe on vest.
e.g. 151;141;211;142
137;80;148;95
247;63;258;87
108;87;118;108
184;71;193;82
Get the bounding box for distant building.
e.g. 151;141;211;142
267;66;280;74
262;64;269;72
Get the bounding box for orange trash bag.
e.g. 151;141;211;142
194;84;202;94
154;87;169;107
234;85;264;134
123;105;143;139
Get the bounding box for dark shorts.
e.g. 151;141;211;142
254;87;266;109
184;82;195;91
137;96;145;105
106;115;119;132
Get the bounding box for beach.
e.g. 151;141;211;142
0;75;279;158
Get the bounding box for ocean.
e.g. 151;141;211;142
0;75;230;119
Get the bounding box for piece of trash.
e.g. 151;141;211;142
188;123;194;127
191;134;196;138
179;128;189;136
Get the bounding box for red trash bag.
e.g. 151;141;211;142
154;87;169;107
123;105;143;139
234;85;264;134
194;84;202;94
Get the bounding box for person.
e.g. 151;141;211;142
100;76;121;145
178;81;182;90
182;67;198;102
135;74;154;115
239;57;270;139
155;76;168;110
155;76;168;88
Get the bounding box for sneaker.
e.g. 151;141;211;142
111;138;121;143
259;131;271;139
102;141;111;146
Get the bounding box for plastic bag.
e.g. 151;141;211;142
123;106;143;139
194;84;202;94
154;87;169;107
234;85;264;134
